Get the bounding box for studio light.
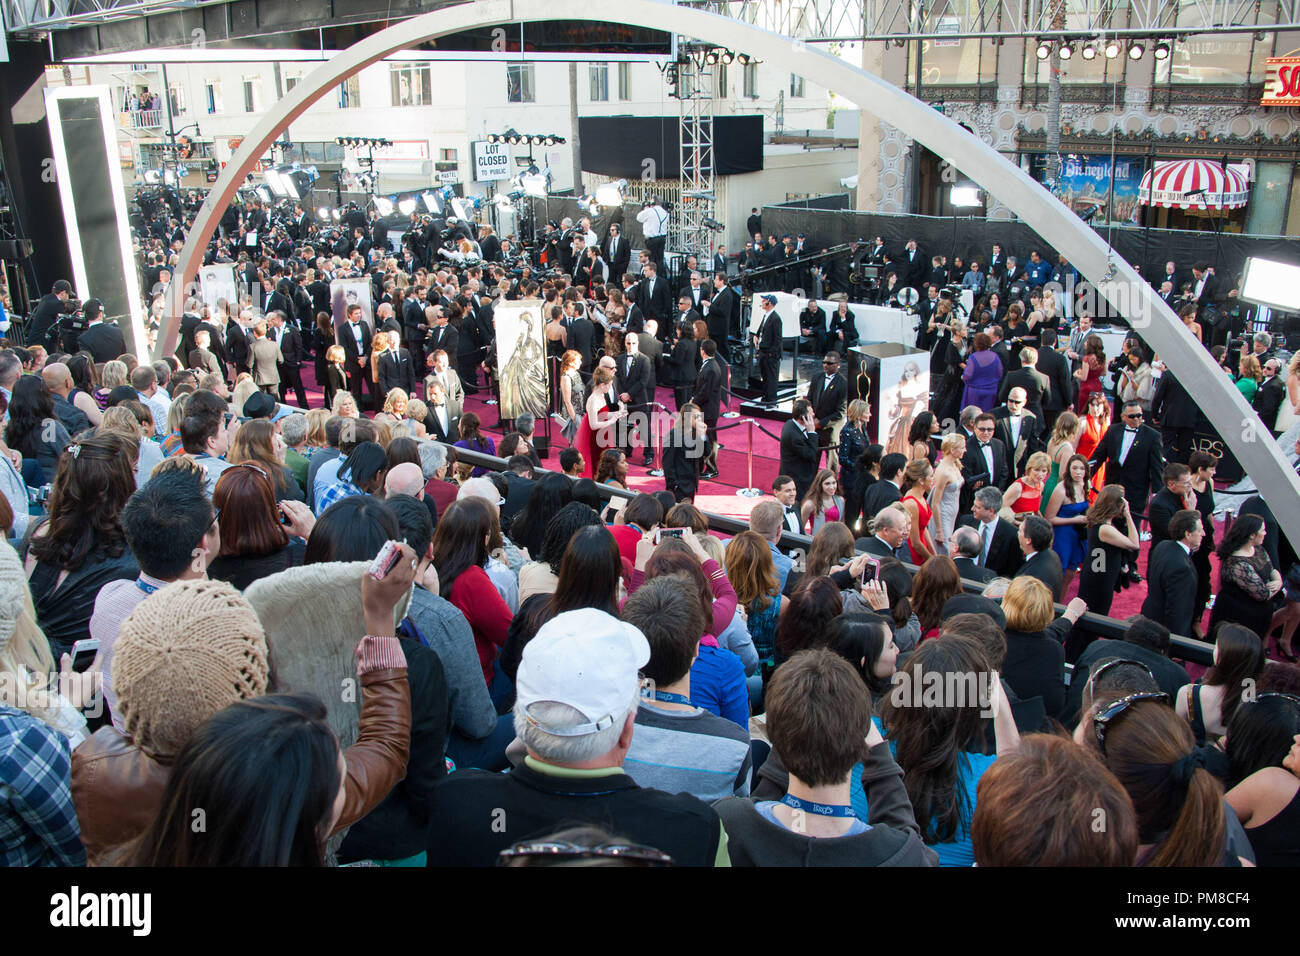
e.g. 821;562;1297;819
950;184;982;207
254;185;273;203
1059;40;1074;59
595;179;628;207
1240;257;1300;311
397;196;417;216
1036;39;1052;60
1128;40;1146;59
316;206;332;221
1081;41;1098;60
373;196;395;216
143;169;161;184
331;209;341;221
1154;39;1171;60
1104;38;1122;58
421;190;442;214
520;168;551;198
262;167;287;197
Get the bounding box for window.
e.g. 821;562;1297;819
618;62;631;100
439;148;458;162
243;77;262;113
589;62;609;101
284;74;301;92
743;62;758;98
715;63;727;97
168;85;186;115
338;76;360;109
205;81;223;114
790;73;805;97
507;62;536;103
390;63;433;106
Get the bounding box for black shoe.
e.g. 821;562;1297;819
1128;570;1142;584
641;458;655;468
701;470;719;480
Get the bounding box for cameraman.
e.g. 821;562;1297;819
28;280;73;351
637;197;669;274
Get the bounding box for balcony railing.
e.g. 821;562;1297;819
120;108;163;130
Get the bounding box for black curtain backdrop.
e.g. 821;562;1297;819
578;115;764;180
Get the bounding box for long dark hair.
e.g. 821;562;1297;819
536;502;602;576
29;431;135;570
545;524;621;617
509;472;574;557
431;498;492;599
1202;624;1265;728
908;411;936;447
1217;513;1264;561
338;441;388;494
775;576;844;659
1225;694;1300;788
881;635;992;844
304;495;399;565
826;613;894;704
128;694;340;866
4;374;57;456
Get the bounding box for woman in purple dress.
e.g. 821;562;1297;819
961;331;1003;412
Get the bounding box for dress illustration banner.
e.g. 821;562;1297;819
494;303;549;422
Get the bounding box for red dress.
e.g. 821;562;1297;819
1011;481;1042;515
576;398;617;478
1075;354;1104;413
903;493;934;565
1074;413;1109;493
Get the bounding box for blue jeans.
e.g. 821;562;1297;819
445;713;516;771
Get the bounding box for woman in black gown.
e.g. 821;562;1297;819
1070;484;1139;660
1210;514;1282;642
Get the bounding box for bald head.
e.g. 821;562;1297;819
384;462;425;499
41;362;73;397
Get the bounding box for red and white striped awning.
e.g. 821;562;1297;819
1138;160;1249;210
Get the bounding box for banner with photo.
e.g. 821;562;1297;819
197;264;238;313
494;302;549;422
330;278;374;340
1030;152;1147;224
879;351;930;458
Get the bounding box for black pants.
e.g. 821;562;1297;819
645;235;667;274
279;364;308;409
673;385;693;411
458;352;480;394
702;421;719;474
348;366;378;410
760;351;780;403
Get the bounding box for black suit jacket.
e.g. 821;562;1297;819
274;325;306;367
1254;376;1286;433
806;373;848;433
779;420;821;499
339;319;373;374
602;235;631;277
426;323;458;363
692;358;723;424
78;322;127;364
961;437;1010;508
378;349;416;397
424;404;460;443
1146;487;1188;546
997;366;1051;424
637;276;673;322
861;480;902;523
1151;372;1199;430
991;407;1043;478
956;514;1021;579
1036;347;1073;414
616;352;653;407
953;556;996;584
1089;423;1163;511
758;309;783;357
856;536;903;561
1015;549;1064;602
1141;540;1197;637
565;317;597;372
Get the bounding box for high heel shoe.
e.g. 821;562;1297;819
1279;645;1298;663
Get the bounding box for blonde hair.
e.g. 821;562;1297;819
1051;411;1080;446
847;399;870;424
101;405;148;440
1025;451;1052;474
303;407;330;447
1002;576;1055;632
940;432;966;459
332;391;358;418
326;344;345;365
383;388;409;416
101;360;129;390
0;583;62;731
231;378;259;416
695;532;725;565
166;391;191;436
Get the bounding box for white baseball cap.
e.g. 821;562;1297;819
515;609;650;737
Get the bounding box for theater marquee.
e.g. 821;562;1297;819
1263;56;1300;106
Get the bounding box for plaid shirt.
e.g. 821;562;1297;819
0;707;85;866
314;472;365;516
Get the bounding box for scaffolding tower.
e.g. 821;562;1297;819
675;46;716;260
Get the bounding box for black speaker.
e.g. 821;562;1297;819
0;238;33;260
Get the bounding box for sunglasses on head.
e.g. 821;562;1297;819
1093;691;1170;755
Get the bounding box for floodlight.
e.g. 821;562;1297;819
1036;40;1052;60
1081;42;1098;60
421;191;442;214
397;197;417;216
1154;40;1171;60
595;179;628;206
1128;40;1145;59
1104;38;1122;58
373;197;395;216
316;206;332;220
1239;257;1300;313
1059;40;1074;59
950;185;982;207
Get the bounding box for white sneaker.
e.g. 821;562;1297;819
1139;531;1151;542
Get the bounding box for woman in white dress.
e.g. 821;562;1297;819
1275;352;1300;434
928;432;966;552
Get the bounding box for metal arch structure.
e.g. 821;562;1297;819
161;0;1300;549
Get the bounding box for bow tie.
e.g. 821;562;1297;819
1124;428;1138;434
785;506;797;515
980;442;991;449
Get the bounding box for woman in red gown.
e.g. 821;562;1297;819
576;366;625;478
1074;390;1111;493
1074;334;1106;414
899;459;937;565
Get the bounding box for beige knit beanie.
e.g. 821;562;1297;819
0;543;24;655
112;578;270;758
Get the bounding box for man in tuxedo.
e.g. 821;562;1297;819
992;388;1042;479
997;347;1050;425
1141;510;1203;638
691;339;723;479
861;453;906;528
636;261;673;326
1035;329;1073;434
564;300;597;373
710;247;728;275
1191;261;1220;321
858;505;909;561
779;398;821;500
268;311;308;408
1014;515;1064;602
377;334;416;398
1253;358;1287;438
1154;260;1183;293
988;324;1013;374
988;243;1008;283
799;298;828;356
950;526;996;583
773;476;806;538
601;223;631;278
423;305;456;374
806;351;848;472
76;300;126;363
1157;280;1179;311
425;349;464;422
1089;401;1164;581
754;294;784;404
339;303;375;409
1150;368;1199;463
902;239;927;291
957;486;1021;578
707;273;739;363
218;312;250;377
616;332;654;466
961;414;1010;514
679;271;707;313
423;381;459;443
638;319;665;391
1146;463;1197;546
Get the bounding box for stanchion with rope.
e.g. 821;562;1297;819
646;401;668;478
712;415;762;497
